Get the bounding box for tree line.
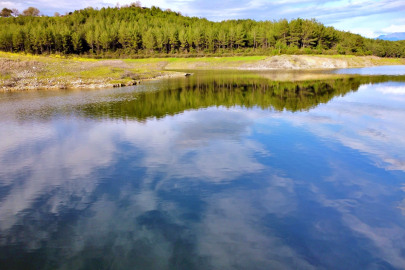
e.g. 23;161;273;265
1;7;40;17
0;4;404;58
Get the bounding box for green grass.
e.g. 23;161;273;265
124;55;266;63
80;67;122;78
0;73;11;80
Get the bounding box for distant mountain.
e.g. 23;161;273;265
376;32;405;41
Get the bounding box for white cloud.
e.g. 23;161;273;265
0;106;268;231
376;86;405;95
0;121;118;231
382;24;405;33
349;28;379;38
120;108;268;182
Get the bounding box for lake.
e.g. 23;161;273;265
1;67;405;270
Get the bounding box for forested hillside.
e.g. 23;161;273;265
1;5;404;58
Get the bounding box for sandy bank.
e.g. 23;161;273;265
162;55;405;70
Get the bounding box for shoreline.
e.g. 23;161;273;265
1;72;189;91
1;53;404;91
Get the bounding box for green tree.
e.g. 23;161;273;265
85;30;95;52
1;8;13;17
72;32;82;53
143;28;156;52
289;19;302;47
23;7;40;16
12;29;25;51
0;5;402;58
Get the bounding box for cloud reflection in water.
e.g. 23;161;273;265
0;74;405;269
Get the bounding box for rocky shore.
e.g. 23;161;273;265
1;72;188;91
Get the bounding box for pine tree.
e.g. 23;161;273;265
0;5;402;58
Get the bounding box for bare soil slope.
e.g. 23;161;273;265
163;55;405;70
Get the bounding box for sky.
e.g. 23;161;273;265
1;0;405;38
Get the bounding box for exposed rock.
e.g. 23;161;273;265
125;80;138;86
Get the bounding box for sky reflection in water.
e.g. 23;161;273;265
1;69;405;270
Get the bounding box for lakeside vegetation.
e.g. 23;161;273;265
1;4;405;59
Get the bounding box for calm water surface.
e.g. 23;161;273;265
1;67;405;270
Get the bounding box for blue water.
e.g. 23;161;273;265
332;65;405;75
1;68;405;269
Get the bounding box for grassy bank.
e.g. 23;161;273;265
1;52;404;91
0;52;187;91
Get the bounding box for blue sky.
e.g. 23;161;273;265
2;0;405;37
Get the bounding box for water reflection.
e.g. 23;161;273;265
1;70;405;269
77;74;405;120
332;65;405;75
2;72;405;122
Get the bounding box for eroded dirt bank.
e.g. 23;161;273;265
163;55;405;70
